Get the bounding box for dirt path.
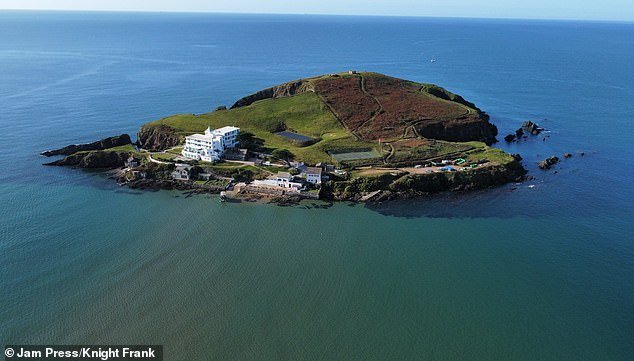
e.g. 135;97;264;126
354;75;384;134
147;154;168;164
314;92;362;140
384;142;395;164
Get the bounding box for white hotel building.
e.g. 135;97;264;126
181;126;240;162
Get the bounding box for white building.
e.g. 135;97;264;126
305;167;323;185
181;126;240;162
252;172;303;191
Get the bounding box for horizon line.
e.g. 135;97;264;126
1;8;634;24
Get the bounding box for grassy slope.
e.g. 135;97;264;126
146;92;375;164
143;74;513;168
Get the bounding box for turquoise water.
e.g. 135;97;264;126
1;11;633;360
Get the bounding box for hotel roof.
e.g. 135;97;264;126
215;126;240;134
187;133;217;141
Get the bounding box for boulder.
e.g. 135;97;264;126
538;156;559;170
520;121;543;135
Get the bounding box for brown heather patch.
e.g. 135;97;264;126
313;76;379;132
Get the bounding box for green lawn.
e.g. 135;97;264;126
152;153;177;161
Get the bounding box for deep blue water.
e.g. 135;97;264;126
1;11;633;360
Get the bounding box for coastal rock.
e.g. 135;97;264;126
137;124;182;151
564;153;573;158
512;153;523;161
44;150;131;168
504;134;516;142
41;134;131;156
415;118;498;145
538;156;559;170
323;160;526;201
520;121;543;135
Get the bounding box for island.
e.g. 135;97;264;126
42;71;526;202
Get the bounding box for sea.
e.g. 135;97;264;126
1;11;633;360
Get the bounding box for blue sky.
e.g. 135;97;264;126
1;0;633;21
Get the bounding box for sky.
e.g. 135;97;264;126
1;0;633;22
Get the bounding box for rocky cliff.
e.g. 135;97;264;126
137;124;182;151
415;118;498;145
41;134;131;156
44;150;131;169
323;160;525;201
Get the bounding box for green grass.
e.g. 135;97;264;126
146;92;375;164
107;144;137;152
207;161;246;169
152;153;177;161
75;143;139;155
166;146;183;155
462;142;516;164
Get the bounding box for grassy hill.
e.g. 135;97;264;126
139;72;509;166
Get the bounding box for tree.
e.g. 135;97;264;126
236;131;255;144
236;131;262;151
271;148;294;165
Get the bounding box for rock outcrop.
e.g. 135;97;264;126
137;124;182;151
323;160;525;201
538;156;559;170
41;134;131;156
521;121;543;135
415;118;498;145
44;150;131;169
231;80;314;108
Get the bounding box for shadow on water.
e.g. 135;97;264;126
363;186;538;219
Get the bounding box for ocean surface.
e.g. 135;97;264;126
1;11;633;360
